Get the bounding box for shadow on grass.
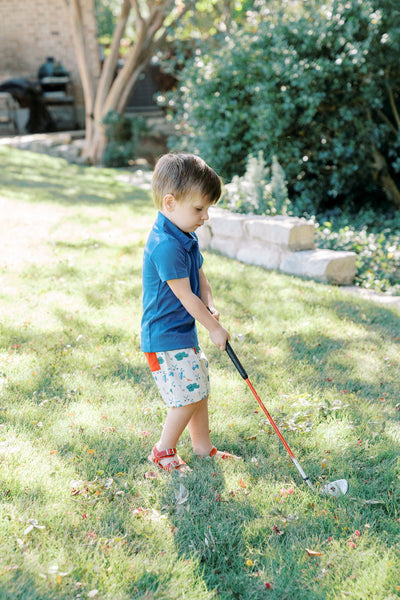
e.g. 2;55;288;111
162;462;261;600
0;146;152;212
209;257;400;402
0;319;152;401
0;576;70;600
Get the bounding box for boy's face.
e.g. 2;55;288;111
162;192;212;233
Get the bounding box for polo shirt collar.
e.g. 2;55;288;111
156;211;197;251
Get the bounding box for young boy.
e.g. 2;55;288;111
141;153;240;473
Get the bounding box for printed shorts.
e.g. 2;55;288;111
144;346;210;408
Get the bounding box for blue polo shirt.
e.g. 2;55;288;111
140;212;204;352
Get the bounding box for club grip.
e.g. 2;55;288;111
226;341;248;380
205;307;248;379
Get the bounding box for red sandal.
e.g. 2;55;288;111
148;445;191;474
207;446;241;459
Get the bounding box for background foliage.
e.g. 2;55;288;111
162;0;400;215
315;211;400;293
102;111;149;167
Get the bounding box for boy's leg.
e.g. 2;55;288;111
188;397;242;460
155;401;205;469
156;396;241;464
187;397;213;456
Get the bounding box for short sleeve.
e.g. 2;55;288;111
151;238;188;282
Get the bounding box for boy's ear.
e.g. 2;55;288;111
163;193;176;212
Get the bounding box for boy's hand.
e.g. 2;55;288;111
210;323;230;351
207;305;228;350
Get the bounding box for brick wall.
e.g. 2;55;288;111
0;0;100;122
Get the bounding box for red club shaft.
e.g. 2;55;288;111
244;378;295;458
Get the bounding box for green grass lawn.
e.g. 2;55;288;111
0;146;400;600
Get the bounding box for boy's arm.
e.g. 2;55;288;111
167;276;229;351
199;267;219;320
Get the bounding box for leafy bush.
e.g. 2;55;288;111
315;212;400;293
102;111;149;167
163;0;400;215
224;152;291;215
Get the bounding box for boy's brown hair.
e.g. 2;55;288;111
152;153;221;209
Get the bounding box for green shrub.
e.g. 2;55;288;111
102;111;150;167
164;0;400;214
224;152;291;215
315;212;400;293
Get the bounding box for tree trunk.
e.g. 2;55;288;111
372;148;400;209
65;0;186;165
65;0;99;147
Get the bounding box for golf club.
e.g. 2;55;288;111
225;341;348;498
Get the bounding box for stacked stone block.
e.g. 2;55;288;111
197;207;356;285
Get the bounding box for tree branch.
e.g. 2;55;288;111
387;82;400;129
105;2;176;116
102;21;149;116
131;0;145;29
64;0;97;121
94;0;131;119
372;148;400;208
148;7;168;39
117;65;145;112
377;108;398;134
152;0;192;43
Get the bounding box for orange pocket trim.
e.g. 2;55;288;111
145;352;161;372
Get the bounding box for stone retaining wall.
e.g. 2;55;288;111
197;207;356;285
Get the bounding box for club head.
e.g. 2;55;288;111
321;479;348;498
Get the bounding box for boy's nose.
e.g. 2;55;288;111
202;210;209;221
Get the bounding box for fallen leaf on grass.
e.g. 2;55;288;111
16;539;28;551
23;519;45;535
41;565;73;580
238;478;247;488
144;471;158;479
350;497;384;506
70;475;126;500
175;483;189;505
0;565;18;576
280;487;294;498
305;548;323;557
273;525;284;536
132;507;146;517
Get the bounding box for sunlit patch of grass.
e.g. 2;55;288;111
1;147;400;599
